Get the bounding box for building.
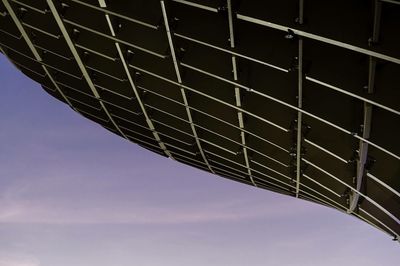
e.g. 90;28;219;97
1;0;399;240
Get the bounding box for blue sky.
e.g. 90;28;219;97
0;54;399;266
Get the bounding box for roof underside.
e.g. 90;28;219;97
0;0;399;241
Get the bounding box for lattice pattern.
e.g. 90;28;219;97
1;0;399;241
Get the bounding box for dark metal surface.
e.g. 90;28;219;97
0;0;399;241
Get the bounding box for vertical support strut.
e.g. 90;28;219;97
348;0;380;213
227;0;257;187
368;0;381;92
295;0;305;197
160;0;214;169
348;104;372;212
94;0;173;157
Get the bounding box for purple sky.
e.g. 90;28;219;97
1;54;399;266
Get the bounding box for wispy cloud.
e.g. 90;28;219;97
0;196;311;225
0;181;312;225
0;255;40;266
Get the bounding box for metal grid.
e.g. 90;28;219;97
0;0;399;241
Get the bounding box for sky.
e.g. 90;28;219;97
0;54;399;266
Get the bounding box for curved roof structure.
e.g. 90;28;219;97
1;0;399;241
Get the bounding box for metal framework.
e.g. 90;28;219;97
1;0;399;241
46;0;130;142
348;0;380;213
227;0;256;187
295;0;304;198
159;0;213;171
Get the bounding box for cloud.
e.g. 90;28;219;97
0;192;312;225
0;255;40;266
0;162;317;225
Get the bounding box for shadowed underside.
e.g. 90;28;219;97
0;0;399;241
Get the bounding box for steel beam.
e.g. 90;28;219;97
21;22;60;39
75;43;117;61
300;183;347;211
304;139;348;164
367;173;400;198
129;61;400;161
236;13;400;65
160;0;214;173
360;208;400;240
179;62;290;131
23;20;393;162
1;0;76;112
0;41;84;79
5;0;400;222
305;76;399;116
348;103;372;212
303;174;342;198
62;19;167;59
33;44;73;61
348;1;380;213
11;0;46;14
227;0;257;187
46;0;131;141
172;0;218;12
174;33;288;72
0;28;22;39
380;0;400;5
8;59;46;77
74;107;109;122
295;0;304;197
26;39;289;153
94;0;172;157
304;158;400;225
368;0;382;92
72;0;158;29
145;101;290;167
205;150;293;191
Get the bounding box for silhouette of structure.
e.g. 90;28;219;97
1;0;399;241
